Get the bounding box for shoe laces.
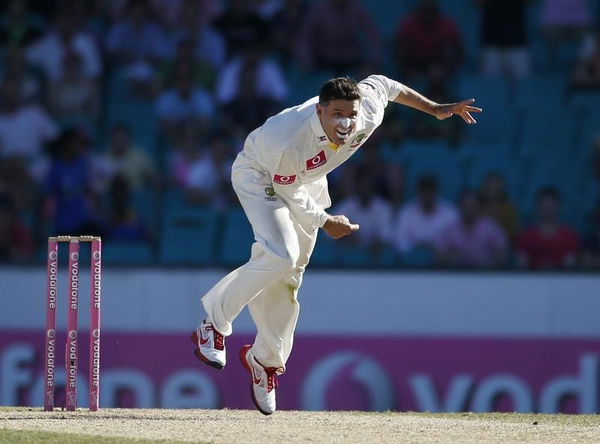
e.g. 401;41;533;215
264;367;279;392
204;324;225;351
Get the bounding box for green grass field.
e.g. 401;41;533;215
2;407;600;444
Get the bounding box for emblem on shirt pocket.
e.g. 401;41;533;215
264;186;277;201
273;174;296;185
350;133;366;148
306;150;327;170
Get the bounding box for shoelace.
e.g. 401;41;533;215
204;324;225;350
264;367;279;393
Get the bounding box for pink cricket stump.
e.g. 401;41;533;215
65;239;80;411
44;238;59;411
89;238;102;411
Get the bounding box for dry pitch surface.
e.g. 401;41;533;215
1;408;600;444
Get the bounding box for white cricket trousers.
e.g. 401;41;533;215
201;155;319;371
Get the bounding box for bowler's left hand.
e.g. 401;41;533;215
435;99;482;124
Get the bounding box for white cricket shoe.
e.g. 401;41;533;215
239;345;278;415
190;320;226;370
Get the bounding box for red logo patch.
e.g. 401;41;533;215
273;174;296;185
306;151;327;170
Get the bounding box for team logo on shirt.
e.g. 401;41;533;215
273;174;296;185
264;186;277;201
318;135;327;142
350;133;366;148
306;151;327;170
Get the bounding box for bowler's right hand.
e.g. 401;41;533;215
322;215;360;239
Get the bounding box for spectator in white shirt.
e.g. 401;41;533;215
106;0;167;87
217;45;288;133
166;0;226;71
333;168;393;250
155;62;214;142
185;132;235;210
26;10;102;81
392;174;458;254
0;76;58;162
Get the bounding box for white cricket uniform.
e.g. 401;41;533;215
201;75;404;370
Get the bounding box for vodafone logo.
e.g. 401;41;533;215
306;151;327;170
273;174;296;185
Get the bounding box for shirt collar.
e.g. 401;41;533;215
310;109;340;151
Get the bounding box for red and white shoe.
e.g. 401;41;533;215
239;345;278;415
190;320;226;370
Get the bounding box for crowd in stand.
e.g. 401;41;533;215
0;0;598;270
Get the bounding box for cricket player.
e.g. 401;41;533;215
191;75;481;414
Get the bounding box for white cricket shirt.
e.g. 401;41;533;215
235;74;404;229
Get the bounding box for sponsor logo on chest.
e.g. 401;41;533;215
306;150;327;170
273;174;296;185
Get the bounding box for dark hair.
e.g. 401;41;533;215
319;77;360;104
537;186;559;202
417;174;438;192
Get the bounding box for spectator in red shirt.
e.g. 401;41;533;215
394;0;463;83
517;187;580;269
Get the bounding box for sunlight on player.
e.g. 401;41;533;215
191;74;482;415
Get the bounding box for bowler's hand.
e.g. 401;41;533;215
435;99;482;124
322;215;360;239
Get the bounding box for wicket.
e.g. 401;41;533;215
44;235;102;411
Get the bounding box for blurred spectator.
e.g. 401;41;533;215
0;192;34;263
437;190;507;268
168;122;204;188
572;29;600;89
126;0;222;28
184;132;235;210
49;52;100;125
159;38;217;92
270;0;307;69
166;0;225;71
0;76;58;162
44;128;103;236
252;0;284;20
94;123;158;193
477;0;531;80
155;62;214;142
0;0;43;48
26;9;102;81
517;187;580;269
106;0;166;89
297;0;382;74
540;0;592;67
394;0;462;83
214;0;269;57
595;135;600;181
333;168;394;252
0;155;36;215
391;175;458;254
582;202;600;269
217;45;288;133
104;174;149;242
0;47;42;103
479;172;519;240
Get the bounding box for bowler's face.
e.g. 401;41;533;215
316;99;359;146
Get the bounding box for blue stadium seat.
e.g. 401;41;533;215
400;246;435;268
458;75;515;145
102;241;154;265
400;140;462;200
217;207;254;267
309;233;338;267
159;206;218;265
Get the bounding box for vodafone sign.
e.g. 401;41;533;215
306;151;327;170
273;174;296;185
